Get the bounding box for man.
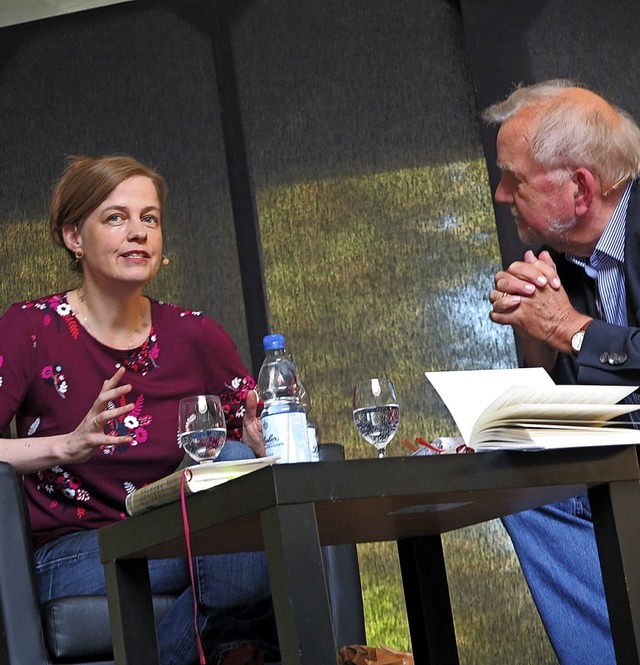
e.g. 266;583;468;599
485;79;640;665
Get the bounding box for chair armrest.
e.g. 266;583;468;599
318;443;348;462
0;462;50;664
42;593;176;660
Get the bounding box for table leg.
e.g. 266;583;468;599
103;557;159;665
397;535;459;665
590;480;640;665
261;503;336;665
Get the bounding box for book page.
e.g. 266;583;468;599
483;384;637;408
473;402;639;432
472;385;639;442
425;367;554;443
474;425;640;450
425;367;639;449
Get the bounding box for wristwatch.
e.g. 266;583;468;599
571;321;591;355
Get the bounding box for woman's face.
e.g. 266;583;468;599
63;175;163;288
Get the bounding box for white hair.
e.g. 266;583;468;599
482;79;640;188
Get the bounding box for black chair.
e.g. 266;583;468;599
0;444;365;664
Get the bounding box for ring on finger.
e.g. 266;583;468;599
93;417;101;430
501;291;509;298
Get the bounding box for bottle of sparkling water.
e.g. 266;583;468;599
296;372;319;462
257;334;311;463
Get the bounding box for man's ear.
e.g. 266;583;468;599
61;224;82;254
572;168;596;217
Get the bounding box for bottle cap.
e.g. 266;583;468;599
263;333;286;351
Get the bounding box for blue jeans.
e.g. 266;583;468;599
34;441;279;665
502;496;616;665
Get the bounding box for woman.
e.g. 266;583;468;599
0;155;278;665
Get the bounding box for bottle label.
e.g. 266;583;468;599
263;411;311;463
308;425;319;462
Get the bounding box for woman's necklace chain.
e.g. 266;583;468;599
76;289;146;350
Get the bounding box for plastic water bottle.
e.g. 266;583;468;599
257;334;311;463
297;373;319;462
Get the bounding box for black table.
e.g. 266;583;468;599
98;446;640;665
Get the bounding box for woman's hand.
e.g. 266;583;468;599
242;389;265;458
1;367;135;474
57;367;135;464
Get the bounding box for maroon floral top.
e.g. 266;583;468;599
0;293;255;549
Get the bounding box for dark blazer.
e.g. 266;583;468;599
549;180;640;387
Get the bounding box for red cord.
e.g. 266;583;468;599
180;471;207;665
415;436;443;452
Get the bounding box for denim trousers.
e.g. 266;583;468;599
34;441;279;665
502;495;616;665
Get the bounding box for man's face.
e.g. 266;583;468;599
494;114;578;248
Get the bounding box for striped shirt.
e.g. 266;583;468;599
566;182;638;422
566;182;630;325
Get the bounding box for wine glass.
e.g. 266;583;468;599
352;378;400;458
178;395;227;463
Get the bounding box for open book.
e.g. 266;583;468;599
125;456;278;516
424;367;640;452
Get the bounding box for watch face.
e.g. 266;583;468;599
571;330;585;353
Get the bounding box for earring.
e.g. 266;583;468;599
75;250;84;260
162;256;170;266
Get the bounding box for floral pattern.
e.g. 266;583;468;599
22;294;81;340
221;374;256;440
117;331;159;375
41;363;68;399
36;466;91;519
100;393;152;454
4;294;253;542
